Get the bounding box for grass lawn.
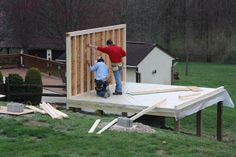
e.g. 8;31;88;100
0;62;235;157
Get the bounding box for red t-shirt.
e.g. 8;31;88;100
97;45;126;63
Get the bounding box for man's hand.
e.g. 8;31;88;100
87;43;97;49
86;60;91;66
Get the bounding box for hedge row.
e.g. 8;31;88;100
0;68;42;105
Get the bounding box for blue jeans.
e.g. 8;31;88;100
113;66;122;93
97;90;107;97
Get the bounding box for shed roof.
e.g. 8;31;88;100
126;41;175;66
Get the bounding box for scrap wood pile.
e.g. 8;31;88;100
26;102;68;119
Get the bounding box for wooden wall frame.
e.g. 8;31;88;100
66;24;127;97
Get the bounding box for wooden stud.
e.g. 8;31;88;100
76;36;81;94
91;33;96;90
74;36;78;95
196;110;202;137
86;34;91;91
123;27;127;83
80;35;84;93
217;101;223;141
102;32;106;60
66;35;71;97
71;37;75;96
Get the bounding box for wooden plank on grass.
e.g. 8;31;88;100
88;119;101;133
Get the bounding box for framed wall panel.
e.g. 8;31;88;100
66;24;126;97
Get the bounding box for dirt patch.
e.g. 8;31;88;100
24;120;49;127
98;122;156;134
155;150;166;155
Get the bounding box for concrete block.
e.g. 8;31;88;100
7;102;24;113
117;117;133;127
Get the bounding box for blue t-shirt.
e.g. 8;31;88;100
90;62;109;81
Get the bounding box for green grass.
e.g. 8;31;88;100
0;62;235;157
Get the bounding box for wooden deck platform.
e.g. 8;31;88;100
67;83;234;120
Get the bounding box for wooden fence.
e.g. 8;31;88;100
0;53;66;83
22;54;66;79
0;54;21;68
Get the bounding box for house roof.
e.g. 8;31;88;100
0;36;65;50
126;41;175;66
127;41;155;66
27;37;65;50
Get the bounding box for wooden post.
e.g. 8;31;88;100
121;112;128;117
196;110;202;137
69;107;81;112
217;101;223;141
96;110;104;116
6;77;10;101
174;118;180;131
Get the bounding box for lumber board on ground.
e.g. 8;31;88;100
46;103;68;118
97;118;118;134
26;105;46;114
40;102;62;119
88;119;101;133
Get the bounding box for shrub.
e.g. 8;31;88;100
7;73;24;102
25;68;42;105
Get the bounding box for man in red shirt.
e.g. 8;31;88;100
88;40;126;95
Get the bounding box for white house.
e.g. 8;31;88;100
126;41;177;85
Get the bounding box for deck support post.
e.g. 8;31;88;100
174;118;180;131
217;101;223;141
121;112;128;117
196;110;203;137
96;110;104;116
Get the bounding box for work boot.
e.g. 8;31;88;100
113;91;122;95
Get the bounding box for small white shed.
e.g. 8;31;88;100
126;41;176;85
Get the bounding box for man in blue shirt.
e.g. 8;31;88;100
86;57;110;98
